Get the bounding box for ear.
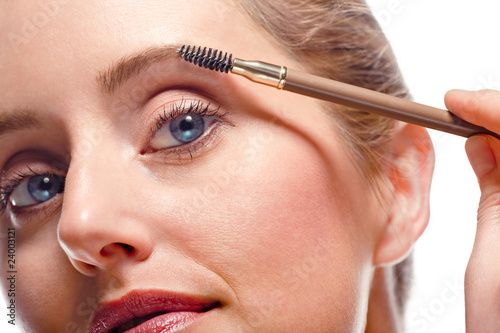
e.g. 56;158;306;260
373;123;435;266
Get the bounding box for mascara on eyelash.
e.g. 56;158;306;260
0;170;65;212
152;99;222;133
177;45;500;140
144;98;228;157
0;172;31;206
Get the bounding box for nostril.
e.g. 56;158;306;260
100;243;136;257
116;242;135;254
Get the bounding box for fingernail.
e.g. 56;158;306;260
465;136;496;179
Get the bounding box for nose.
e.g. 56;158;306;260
58;144;154;276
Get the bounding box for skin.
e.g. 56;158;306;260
0;1;433;332
445;89;500;332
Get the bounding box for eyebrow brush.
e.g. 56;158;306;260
177;45;499;140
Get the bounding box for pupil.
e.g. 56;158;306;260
40;177;52;191
28;175;63;202
170;113;205;143
179;116;194;131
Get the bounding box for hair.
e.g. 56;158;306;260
237;0;413;315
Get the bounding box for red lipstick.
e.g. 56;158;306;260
88;290;220;333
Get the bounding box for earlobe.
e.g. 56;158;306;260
373;123;435;266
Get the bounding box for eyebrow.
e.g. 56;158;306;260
97;45;179;94
0;46;179;137
0;109;42;137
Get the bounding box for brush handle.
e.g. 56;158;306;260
178;47;498;139
283;69;500;139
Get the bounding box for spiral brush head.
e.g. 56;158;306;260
177;45;233;73
177;44;287;89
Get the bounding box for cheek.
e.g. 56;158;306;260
4;223;89;333
174;122;377;329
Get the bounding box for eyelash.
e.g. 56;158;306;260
0;169;61;215
146;98;229;157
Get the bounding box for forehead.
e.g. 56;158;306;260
0;0;276;102
0;0;239;51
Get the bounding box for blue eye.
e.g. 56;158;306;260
150;112;215;150
10;174;65;207
170;113;205;143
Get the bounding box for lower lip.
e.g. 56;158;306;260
124;311;205;333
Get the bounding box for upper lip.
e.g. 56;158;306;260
88;289;220;333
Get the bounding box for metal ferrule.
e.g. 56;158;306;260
231;59;287;89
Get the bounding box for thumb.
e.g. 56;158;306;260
464;135;500;332
466;135;497;184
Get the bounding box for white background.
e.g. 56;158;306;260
366;0;500;332
2;1;500;332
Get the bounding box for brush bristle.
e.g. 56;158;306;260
177;45;233;73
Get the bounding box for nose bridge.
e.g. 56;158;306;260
65;127;126;219
58;134;153;275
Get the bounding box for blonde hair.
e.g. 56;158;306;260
238;0;412;312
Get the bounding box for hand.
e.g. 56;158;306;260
445;89;500;332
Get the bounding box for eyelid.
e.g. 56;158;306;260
151;98;223;132
142;95;229;156
0;159;67;212
0;170;66;225
141;86;220;124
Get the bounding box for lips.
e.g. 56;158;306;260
88;290;220;333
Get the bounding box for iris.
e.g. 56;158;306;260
27;175;64;202
10;174;65;207
169;113;205;143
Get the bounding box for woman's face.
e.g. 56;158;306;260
0;0;391;331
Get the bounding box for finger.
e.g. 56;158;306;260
464;135;500;332
445;89;500;134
